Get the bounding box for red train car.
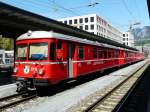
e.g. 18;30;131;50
13;31;144;92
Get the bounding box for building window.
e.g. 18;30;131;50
90;24;94;30
64;21;67;24
79;18;83;23
102;28;103;32
85;18;88;23
127;38;128;41
78;46;84;59
74;19;77;24
123;38;125;41
79;26;83;30
90;17;94;22
104;28;106;32
123;34;125;37
85;25;88;30
69;20;72;24
126;34;128;37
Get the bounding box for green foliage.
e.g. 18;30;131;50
0;38;14;50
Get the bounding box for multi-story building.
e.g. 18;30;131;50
123;32;134;47
58;14;123;44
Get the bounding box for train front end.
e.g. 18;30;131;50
13;31;53;92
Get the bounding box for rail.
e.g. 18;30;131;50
84;61;150;112
70;61;150;112
0;90;37;110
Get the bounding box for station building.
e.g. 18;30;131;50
58;14;123;44
122;32;134;47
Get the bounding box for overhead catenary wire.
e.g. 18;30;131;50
134;0;142;24
48;0;81;16
2;0;76;18
1;0;143;32
122;0;136;20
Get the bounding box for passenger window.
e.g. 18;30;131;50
57;42;62;50
93;48;97;58
108;50;111;58
78;46;84;59
116;51;119;57
98;49;103;58
112;51;114;58
50;43;55;61
104;48;107;59
116;51;118;58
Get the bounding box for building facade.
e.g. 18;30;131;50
123;32;134;47
58;14;123;44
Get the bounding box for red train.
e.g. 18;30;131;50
13;31;144;92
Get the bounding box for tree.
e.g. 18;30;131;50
0;38;14;50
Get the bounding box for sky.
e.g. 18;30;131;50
0;0;149;32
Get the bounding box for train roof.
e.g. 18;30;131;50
17;31;138;52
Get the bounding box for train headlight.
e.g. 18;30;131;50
38;69;44;76
14;67;18;73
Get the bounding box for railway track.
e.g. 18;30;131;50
0;90;37;111
70;61;150;112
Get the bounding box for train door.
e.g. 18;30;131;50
119;49;124;65
67;43;75;78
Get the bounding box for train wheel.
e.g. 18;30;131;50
16;81;27;93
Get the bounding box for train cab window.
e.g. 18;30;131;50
50;43;55;61
29;43;48;60
93;48;97;58
78;46;84;60
16;44;27;60
57;42;62;50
